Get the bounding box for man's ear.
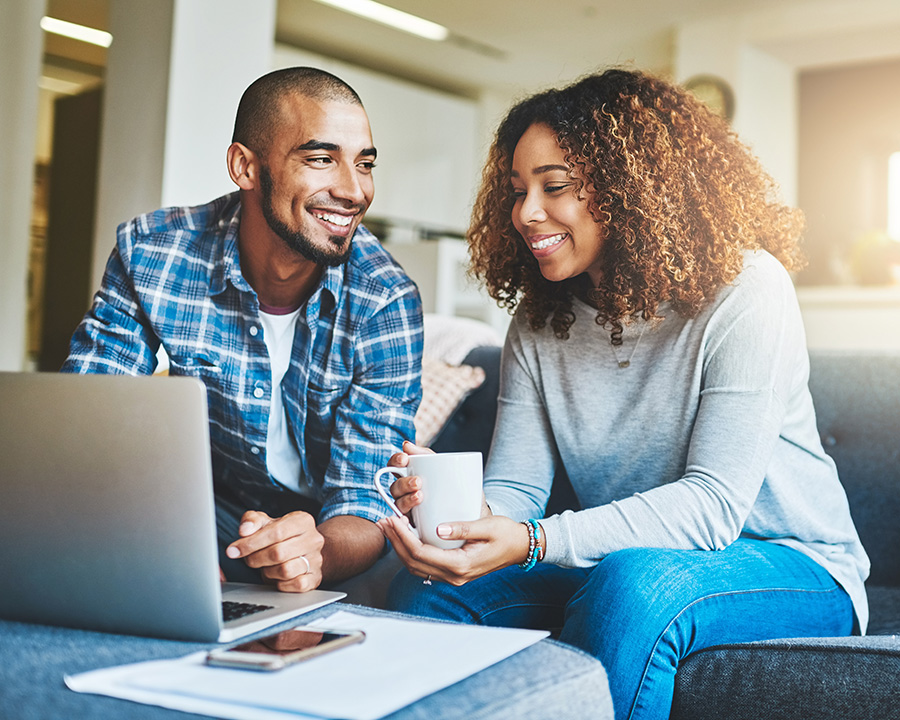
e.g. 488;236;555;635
227;142;258;190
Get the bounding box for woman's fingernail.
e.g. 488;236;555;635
226;545;240;559
437;524;451;538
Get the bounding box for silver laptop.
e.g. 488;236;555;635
0;371;344;643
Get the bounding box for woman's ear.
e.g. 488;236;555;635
226;142;257;190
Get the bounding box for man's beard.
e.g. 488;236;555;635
259;165;354;267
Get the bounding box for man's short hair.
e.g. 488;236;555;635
232;67;362;155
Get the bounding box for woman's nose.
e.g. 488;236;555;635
516;191;547;225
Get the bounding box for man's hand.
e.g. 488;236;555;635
225;510;324;592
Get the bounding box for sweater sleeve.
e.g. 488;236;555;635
482;317;559;521
539;259;807;567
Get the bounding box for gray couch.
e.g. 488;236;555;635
427;347;900;719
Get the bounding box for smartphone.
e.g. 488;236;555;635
205;627;365;671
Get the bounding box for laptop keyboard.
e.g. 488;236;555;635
222;600;275;622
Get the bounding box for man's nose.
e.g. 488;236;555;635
332;164;368;206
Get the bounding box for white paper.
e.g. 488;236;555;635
66;610;548;720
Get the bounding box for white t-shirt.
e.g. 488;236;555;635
258;306;305;494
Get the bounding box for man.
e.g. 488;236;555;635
62;67;423;593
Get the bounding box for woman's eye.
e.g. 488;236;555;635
545;184;570;193
511;188;525;198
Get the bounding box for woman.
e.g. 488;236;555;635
377;68;869;720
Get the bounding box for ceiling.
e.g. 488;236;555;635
276;0;697;96
42;0;900;99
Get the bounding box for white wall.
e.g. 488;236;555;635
737;47;797;207
271;44;481;235
161;1;276;208
91;0;276;291
675;17;798;206
0;0;45;371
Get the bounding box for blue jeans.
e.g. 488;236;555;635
388;539;854;720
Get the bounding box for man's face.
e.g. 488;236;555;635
257;94;376;266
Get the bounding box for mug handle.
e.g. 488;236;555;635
373;467;421;539
374;466;415;528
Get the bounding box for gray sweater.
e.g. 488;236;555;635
484;250;870;632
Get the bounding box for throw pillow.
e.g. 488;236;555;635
423;314;502;366
415;356;486;447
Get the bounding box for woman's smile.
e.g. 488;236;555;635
529;232;568;254
510;123;606;284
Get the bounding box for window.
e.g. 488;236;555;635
889;151;900;241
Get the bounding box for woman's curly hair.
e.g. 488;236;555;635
468;68;806;342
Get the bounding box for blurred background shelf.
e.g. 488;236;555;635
797;286;900;351
383;237;510;337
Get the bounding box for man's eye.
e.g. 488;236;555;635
358;161;377;171
309;156;332;165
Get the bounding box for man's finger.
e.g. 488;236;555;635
260;552;321;581
274;572;321;593
226;510;315;559
237;509;272;538
241;535;308;569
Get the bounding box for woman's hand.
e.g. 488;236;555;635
386;440;492;520
377;513;530;586
386;440;433;516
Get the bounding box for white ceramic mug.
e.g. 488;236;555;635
374;452;483;549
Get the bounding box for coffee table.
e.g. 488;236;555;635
0;603;612;719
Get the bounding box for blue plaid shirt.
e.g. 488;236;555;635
62;192;423;524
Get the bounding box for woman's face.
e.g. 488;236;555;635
510;123;605;285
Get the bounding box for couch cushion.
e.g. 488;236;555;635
866;584;900;635
808;351;900;587
671;633;900;720
669;584;900;719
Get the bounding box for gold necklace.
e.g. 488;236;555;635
609;322;647;369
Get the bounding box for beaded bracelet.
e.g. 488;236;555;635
535;521;545;562
519;518;542;571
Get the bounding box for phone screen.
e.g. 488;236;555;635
230;629;350;657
